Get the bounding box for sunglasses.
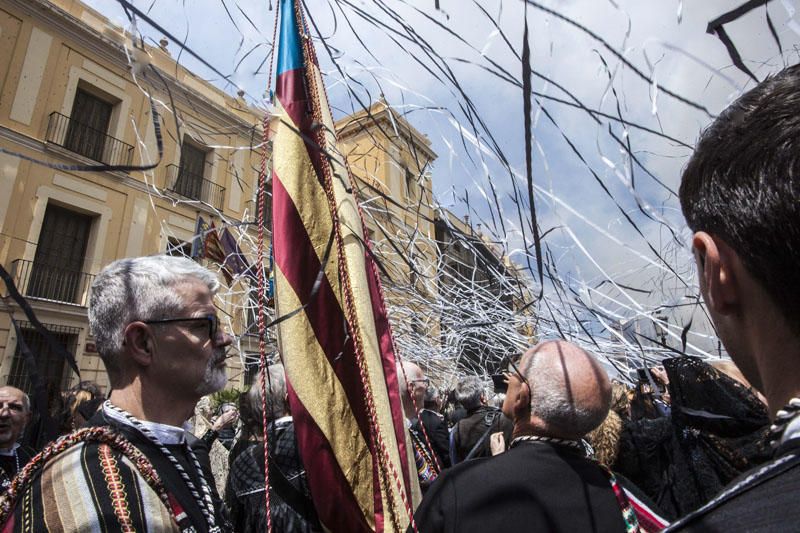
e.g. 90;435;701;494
143;314;220;340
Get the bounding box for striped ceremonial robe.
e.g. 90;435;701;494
270;0;419;531
0;409;223;532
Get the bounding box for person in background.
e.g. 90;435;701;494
398;361;451;482
449;376;513;464
413;340;667;532
615;356;771;521
0;387;34;494
226;365;320;532
193;396;239;498
60;381;102;433
423;385;443;413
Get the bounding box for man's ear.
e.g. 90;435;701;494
123;322;155;367
511;382;531;421
692;232;739;315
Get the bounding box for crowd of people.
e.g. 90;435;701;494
0;62;796;532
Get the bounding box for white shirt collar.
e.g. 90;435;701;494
103;403;187;445
781;412;800;445
0;443;20;456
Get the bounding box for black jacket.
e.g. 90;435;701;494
413;440;629;533
413;409;451;469
451;406;513;463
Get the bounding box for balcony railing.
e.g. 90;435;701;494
11;259;94;307
46;111;134;166
166;164;225;210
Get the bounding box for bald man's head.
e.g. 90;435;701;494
397;361;427;418
0;386;31;449
516;340;611;439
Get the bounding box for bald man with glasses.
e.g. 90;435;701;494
412;340;666;532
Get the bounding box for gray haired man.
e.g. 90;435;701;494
0;386;33;494
0;256;232;532
449;376;513;463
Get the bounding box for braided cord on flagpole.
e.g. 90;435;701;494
257;4;282;532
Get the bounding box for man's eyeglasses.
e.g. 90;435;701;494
408;378;430;388
506;356;529;387
491;355;530;394
143;315;220;340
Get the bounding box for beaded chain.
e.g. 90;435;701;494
104;401;220;533
769;397;800;448
0;449;21;491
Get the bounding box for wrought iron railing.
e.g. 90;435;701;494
11;259;94;306
45;111;134;166
166;164;226;210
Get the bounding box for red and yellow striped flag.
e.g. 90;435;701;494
270;0;419;531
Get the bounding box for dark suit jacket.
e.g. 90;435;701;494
412;440;628;533
666;439;800;532
414;409;451;469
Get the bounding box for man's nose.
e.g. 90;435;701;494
215;330;234;348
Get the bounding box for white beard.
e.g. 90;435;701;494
195;354;227;395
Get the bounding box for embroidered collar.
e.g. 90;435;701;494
103;403;187;445
510;434;593;456
103;401;219;532
769;397;800;448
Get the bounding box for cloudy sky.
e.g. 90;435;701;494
86;0;799;361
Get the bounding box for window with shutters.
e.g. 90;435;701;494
7;321;81;448
405;170;416;201
8;322;79;396
27;204;93;305
243;356;260;386
174;139;208;201
64;87;114;162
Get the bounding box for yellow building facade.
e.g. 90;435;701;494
336;100;438;285
335;101;442;347
0;0;265;398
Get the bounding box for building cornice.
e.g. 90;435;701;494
10;0;262;137
336;104;437;162
0;125;235;221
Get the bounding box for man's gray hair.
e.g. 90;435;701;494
264;363;289;420
243;364;289;434
455;376;485;411
88;255;219;385
525;352;608;437
20;392;30;414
